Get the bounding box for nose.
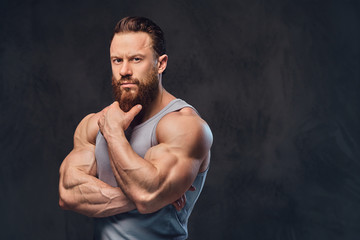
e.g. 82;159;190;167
119;61;132;77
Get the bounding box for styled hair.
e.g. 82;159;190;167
111;16;166;57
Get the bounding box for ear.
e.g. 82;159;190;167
157;54;168;74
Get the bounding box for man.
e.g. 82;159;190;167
59;16;213;240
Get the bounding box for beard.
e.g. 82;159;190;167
112;67;159;112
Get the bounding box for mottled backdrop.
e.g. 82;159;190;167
0;0;359;239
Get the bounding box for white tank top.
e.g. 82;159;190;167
94;99;209;240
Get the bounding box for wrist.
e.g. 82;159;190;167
103;128;125;143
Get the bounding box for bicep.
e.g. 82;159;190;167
60;113;100;184
146;113;212;200
61;148;97;177
70;112;102;172
73;113;99;148
143;141;204;203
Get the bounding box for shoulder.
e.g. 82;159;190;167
156;107;213;157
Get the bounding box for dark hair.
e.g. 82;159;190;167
111;16;166;57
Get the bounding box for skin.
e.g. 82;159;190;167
59;32;212;216
59;112;136;217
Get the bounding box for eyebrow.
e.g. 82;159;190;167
110;54;146;59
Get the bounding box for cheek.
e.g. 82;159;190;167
111;64;121;76
111;75;119;86
138;65;155;76
112;68;118;77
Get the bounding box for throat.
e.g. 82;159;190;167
131;111;146;127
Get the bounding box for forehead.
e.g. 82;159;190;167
110;32;153;56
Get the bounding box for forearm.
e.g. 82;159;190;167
107;130;151;171
106;134;166;212
107;134;159;190
59;167;136;217
59;111;138;217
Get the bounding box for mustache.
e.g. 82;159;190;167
112;76;140;86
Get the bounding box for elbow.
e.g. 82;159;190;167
59;196;95;218
136;203;153;214
133;194;159;214
59;195;70;210
59;195;86;215
58;186;67;209
58;188;75;211
59;197;68;210
136;203;155;214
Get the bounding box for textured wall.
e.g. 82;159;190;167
0;0;359;239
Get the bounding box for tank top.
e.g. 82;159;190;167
94;99;209;240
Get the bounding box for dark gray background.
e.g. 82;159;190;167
0;0;359;239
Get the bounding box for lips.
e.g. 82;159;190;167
120;81;137;85
120;81;138;89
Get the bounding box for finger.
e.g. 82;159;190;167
182;194;187;207
176;200;181;211
179;195;185;209
126;104;142;120
189;185;196;191
128;104;142;114
172;200;180;211
173;195;184;211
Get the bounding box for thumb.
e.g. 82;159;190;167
126;104;142;119
112;101;120;107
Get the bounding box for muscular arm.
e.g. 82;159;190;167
98;102;213;214
58;113;136;217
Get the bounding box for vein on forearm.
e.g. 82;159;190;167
106;136;161;198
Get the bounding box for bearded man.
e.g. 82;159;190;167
59;16;213;240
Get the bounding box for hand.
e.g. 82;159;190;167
172;185;196;211
98;101;142;138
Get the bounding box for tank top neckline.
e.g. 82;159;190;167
131;98;183;131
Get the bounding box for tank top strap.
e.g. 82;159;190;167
150;99;198;146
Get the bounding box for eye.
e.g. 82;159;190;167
132;57;142;62
113;58;122;64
